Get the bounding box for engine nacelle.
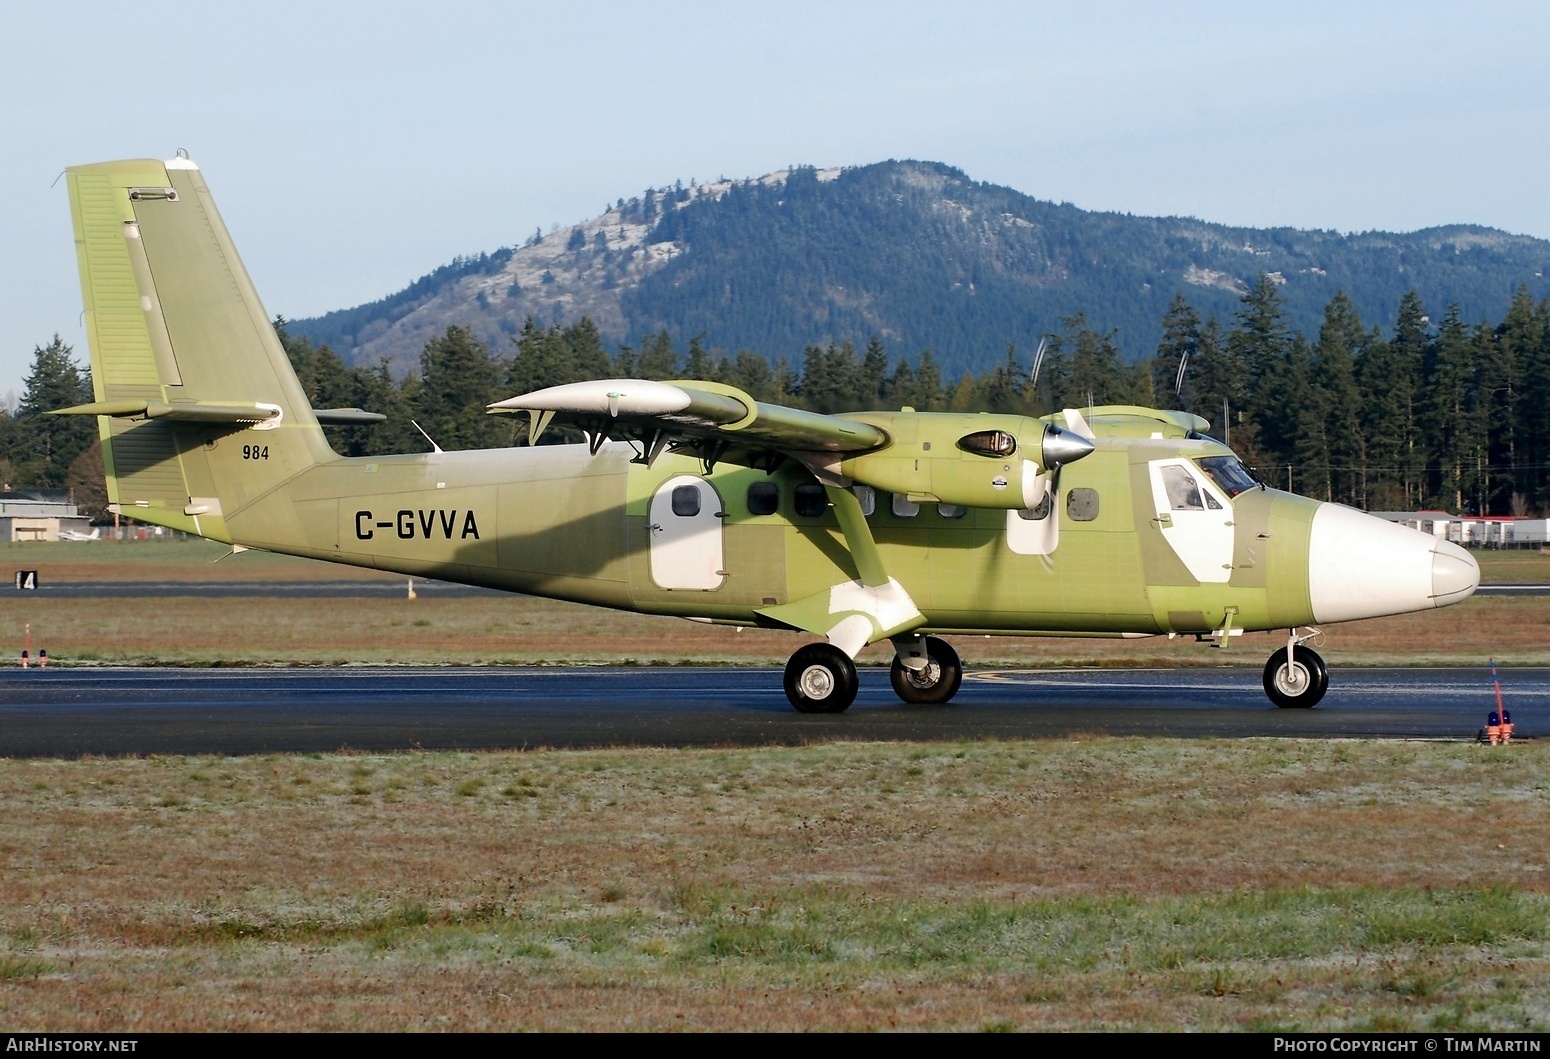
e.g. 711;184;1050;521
840;412;1093;510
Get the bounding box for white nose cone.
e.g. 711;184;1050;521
1307;504;1479;623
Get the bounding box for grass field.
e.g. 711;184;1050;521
0;740;1546;1031
3;539;1547;667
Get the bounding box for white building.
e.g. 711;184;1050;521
1371;510;1548;546
0;490;94;542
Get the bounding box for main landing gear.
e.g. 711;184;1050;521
1263;629;1328;708
889;636;963;705
784;643;859;713
782;635;963;713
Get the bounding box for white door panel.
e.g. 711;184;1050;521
649;475;725;590
1147;459;1234;583
1005;472;1058;556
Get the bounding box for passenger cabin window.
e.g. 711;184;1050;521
1067;487;1099;522
892;493;920;518
794;483;828;517
671;484;701;517
937;504;966;519
957;430;1017;458
1017;491;1053;521
746;481;779;516
854;485;876;516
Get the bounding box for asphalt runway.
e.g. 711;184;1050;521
0;665;1542;758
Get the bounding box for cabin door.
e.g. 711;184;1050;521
648;475;726;590
1146;459;1234;583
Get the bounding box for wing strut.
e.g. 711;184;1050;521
755;476;923;658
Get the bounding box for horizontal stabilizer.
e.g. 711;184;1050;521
312;407;387;426
52;399;279;425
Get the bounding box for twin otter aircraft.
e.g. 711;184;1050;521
57;156;1480;712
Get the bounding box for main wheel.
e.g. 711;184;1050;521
889;636;964;705
784;643;859;714
1263;646;1328;708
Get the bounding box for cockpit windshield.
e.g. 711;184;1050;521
1197;455;1259;498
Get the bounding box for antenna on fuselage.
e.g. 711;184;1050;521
410;420;444;454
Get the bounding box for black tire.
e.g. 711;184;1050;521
784;643;859;714
1263;646;1328;708
889;636;964;705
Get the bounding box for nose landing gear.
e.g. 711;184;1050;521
1263;628;1328;708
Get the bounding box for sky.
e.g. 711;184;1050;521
3;0;1548;398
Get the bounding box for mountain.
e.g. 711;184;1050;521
290;161;1550;378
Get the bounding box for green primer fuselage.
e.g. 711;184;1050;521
208;435;1317;640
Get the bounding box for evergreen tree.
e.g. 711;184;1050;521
1499;285;1550;511
1230;275;1297;466
1154;294;1201;410
978;344;1029;414
65;440;108;519
799;340;862;412
1474;320;1515;514
1360;291;1427;509
721;351;776;400
913;351;944;410
683;333;714;379
1283;335;1330;499
1045;313;1135;409
637;330;678;378
859;335;889;406
416;325;505;450
276;318;356;417
1188;318;1234;438
560;317;612;380
1422;306;1486;512
507;316;567;395
0;405;22;490
338;360;422;457
611;342;637;377
1313;291;1368;506
15;336;94;487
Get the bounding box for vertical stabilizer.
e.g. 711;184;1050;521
63;156;334;542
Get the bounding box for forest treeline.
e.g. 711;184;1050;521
4;274;1548;518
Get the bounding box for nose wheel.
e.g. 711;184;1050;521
1263;645;1328;708
889;636;963;705
784;643;859;713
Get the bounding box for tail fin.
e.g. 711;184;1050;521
61;155;335;542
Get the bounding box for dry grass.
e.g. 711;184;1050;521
1;740;1547;1030
4;585;1548;668
2;538;393;582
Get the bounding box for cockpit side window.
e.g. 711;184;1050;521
1159;464;1204;511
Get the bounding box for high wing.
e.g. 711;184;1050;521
488;378;890;470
